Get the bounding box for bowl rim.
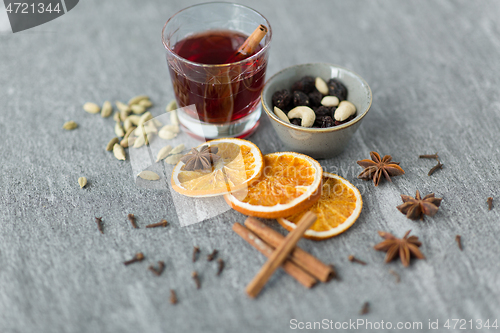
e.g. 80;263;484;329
261;62;372;133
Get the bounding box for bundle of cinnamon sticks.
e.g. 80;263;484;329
233;213;336;298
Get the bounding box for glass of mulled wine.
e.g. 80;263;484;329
162;2;272;140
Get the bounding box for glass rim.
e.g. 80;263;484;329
161;2;272;69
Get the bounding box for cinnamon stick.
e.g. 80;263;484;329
245;212;317;298
230;24;267;62
232;223;317;288
245;217;336;282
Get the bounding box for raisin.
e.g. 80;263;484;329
293;91;310;107
315;106;332;117
315;115;334;128
334;115;354;126
308;90;323;107
290;118;301;126
327;78;348;101
272;89;292;109
291;76;315;94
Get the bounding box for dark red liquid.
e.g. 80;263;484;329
168;30;267;123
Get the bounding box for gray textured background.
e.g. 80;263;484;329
1;1;500;332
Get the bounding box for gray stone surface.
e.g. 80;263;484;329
1;1;500;332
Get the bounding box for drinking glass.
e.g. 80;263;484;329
162;2;272;139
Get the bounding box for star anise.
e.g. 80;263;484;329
374;230;425;267
180;145;220;171
396;190;442;220
357;151;405;186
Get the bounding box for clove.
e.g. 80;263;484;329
95;217;104;234
191;271;201;289
207;249;218;261
192;246;200;262
148;261;165;276
419;153;443;176
360;302;370;315
428;162;444;176
146;219;168;228
455;235;463;251
216;258;224;276
348;255;367;265
419;153;439;159
128;213;138;229
487;197;493;211
170;289;178;304
124;252;144;266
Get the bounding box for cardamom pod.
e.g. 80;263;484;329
166;100;178;112
123;118;134;131
170;143;185;155
120;109;130;122
170;110;179;126
113;111;121;122
160;124;180;134
126;115;141;125
101;101;113;118
63;120;78;130
165;154;182;165
116;101;130;113
131;104;146;115
123;126;136;140
78;177;87;188
115;122;125;137
106;137;119;151
128;95;149;106
113;143;126;160
158;128;177;140
134;124;157;137
139;99;152;108
152;118;163;128
137;170;160;181
133;133;146;148
120;136;136;148
156;145;173;162
138;111;153;128
83;102;100;114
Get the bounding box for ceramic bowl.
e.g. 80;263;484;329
261;63;372;159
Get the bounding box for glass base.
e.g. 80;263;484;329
177;105;261;140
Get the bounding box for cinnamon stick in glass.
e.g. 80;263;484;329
245;212;317;298
228;24;267;63
245;217;336;282
232;223;317;288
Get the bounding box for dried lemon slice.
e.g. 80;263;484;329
171;138;263;197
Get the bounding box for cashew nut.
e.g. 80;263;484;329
321;96;339;107
288;106;316;127
274;106;290;123
334;101;356;121
315;77;329;95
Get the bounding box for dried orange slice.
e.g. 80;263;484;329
224;152;323;218
171;138;264;197
278;172;362;240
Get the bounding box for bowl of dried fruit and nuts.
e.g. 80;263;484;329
261;63;372;159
